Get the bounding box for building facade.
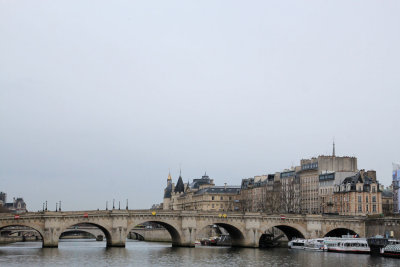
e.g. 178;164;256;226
279;168;301;213
382;186;394;216
163;173;241;212
240;174;283;213
298;155;358;214
319;171;358;214
333;170;383;216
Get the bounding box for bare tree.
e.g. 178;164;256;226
281;177;300;213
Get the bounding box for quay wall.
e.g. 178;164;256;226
366;217;400;239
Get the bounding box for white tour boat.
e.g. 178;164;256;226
303;238;326;251
288;239;306;249
326;238;370;254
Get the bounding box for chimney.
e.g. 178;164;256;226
367;170;377;182
360;169;365;180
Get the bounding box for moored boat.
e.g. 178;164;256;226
327;238;370;254
304;238;326;251
381;239;400;258
288;239;306;249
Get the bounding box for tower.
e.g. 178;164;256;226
163;172;173;210
167;172;172;185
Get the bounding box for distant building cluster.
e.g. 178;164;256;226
0;192;27;214
160;145;398;216
162;172;241;211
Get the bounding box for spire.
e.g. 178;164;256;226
167;172;172;181
174;175;185;193
333;139;336;157
186;179;190;191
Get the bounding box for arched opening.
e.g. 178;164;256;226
259;225;305;248
127;221;181;246
127;232;145;241
324;228;358;238
196;223;245;247
58;223;111;247
0;225;43;247
60;230;96;240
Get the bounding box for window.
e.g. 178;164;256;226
366;196;368;203
366;205;369;212
358;205;362;212
372;196;376;203
212;204;214;208
212;196;214;200
358;196;361;202
373;205;376;212
220;196;223;200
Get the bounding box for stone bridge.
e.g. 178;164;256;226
0;210;372;248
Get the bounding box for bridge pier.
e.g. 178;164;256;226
176;227;195;247
106;227;127;247
42;227;60;248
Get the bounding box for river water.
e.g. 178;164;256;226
0;240;398;267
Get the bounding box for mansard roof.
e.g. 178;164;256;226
194;186;241;195
189;173;212;189
342;172;363;185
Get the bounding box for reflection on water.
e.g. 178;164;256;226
0;240;399;267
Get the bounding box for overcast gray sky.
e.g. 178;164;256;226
1;1;399;211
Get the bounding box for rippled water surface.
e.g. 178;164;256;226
0;240;399;267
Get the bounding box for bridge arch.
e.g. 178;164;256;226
128;220;182;246
258;223;306;247
214;222;245;247
324;228;358;238
58;222;112;246
196;221;245;247
271;225;305;240
60;230;97;239
0;224;44;246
